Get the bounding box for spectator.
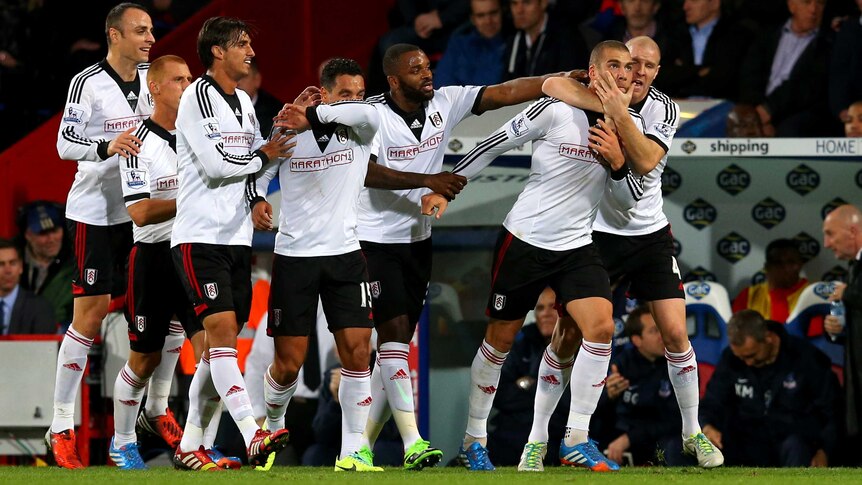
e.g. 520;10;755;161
658;0;752;99
0;238;56;335
844;100;862;137
434;0;506;87
598;0;672;54
726;103;765;137
237;59;284;140
732;239;809;323
739;0;837;136
700;310;839;467
487;287;568;466
15;201;74;327
604;305;690;466
828;0;862;122
503;0;590;79
822;204;862;466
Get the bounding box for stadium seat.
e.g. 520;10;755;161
683;281;732;397
785;282;845;384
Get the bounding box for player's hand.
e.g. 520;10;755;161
252;200;274;231
596;71;632;120
329;368;342;403
421;193;449;219
274;104;311;131
605;364;630;400
811;449;828;467
107;126;143;158
260;129;296;160
589;119;626;171
829;282;847;301
606;433;630;464
423;172;467;199
702;424;723;450
292;87;322;107
565;69;589;83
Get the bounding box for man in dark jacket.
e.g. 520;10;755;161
701;310;839;467
0;239;56;335
604;305;690;466
503;0;589;79
823;203;862;465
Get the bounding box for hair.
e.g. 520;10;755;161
320;58;363;90
589;40;629;67
727;309;769;346
147;55;187;84
105;3;148;45
765;238;802;264
624;305;652;338
197;17;252;69
0;238;21;260
383;43;422;76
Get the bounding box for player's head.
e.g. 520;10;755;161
845;100;862;138
105;3;154;64
588;40;633;93
147;55;192;113
197;17;255;80
383;44;434;102
625;36;661;103
625;305;664;360
320;58;365;103
763;239;804;290
533;287;557;339
823;204;862;261
727;310;779;368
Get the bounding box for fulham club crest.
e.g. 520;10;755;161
204;282;219;300
429;111;443;128
370;281;381;298
85;268;98;286
335;126;349;144
493;293;506;311
136;315;146;332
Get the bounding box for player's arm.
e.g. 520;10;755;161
248;157;282;231
364;159;466;200
119;130;176;226
476;71;583;114
541;77;603;113
451;99;551;179
588;118;642;211
308;101;380;143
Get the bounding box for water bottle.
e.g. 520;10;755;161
828;300;846;340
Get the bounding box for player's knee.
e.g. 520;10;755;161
661;325;690;352
551;327;580;356
582;319;614;342
128;351;161;378
270;358;300;384
338;340;371;371
376;316;412;343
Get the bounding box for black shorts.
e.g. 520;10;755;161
125;242;199;353
267;251;374;337
592;224;684;301
171;243;252;326
487;229;611;321
360;238;432;326
67;220;133;297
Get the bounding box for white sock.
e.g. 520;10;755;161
379;342;421;450
264;365;296;431
208;347;259;446
362;356;391;449
202;402;222;449
113;364;148;447
144;322;184;418
338;368;371;458
666;344;701;437
464;340;508;445
528;347;573;443
180;357;220;452
51;327;93;432
565;340;611;446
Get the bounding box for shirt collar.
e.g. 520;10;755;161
1;284;19;307
689;16;719;36
782;18;818;38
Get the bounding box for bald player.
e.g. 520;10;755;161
109;55;194;469
543;36;724;468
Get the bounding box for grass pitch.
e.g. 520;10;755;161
2;466;862;485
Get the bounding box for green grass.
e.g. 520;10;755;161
2;466;862;485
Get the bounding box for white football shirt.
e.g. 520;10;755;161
58;60;153;226
120;118;178;244
357;85;485;243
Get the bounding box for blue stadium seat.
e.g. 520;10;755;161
683;281;732;397
785;282;845;382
